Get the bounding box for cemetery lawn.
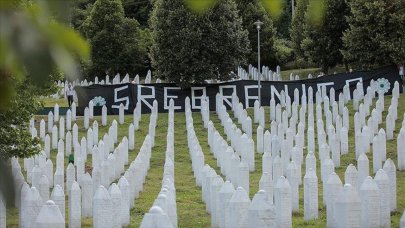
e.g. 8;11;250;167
7;94;405;227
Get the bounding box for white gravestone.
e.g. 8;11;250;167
140;206;173;228
325;172;343;228
228;187;250;228
259;172;273;204
81;173;93;218
333;184;361;228
383;159;397;212
304;168;318;220
374;169;391;228
39;175;50;203
344;164;358;190
69;181;81;228
109;183;122;228
248;190;276;227
274;176;292;228
25;187;42;228
35;200;65;228
359;176;380;228
51;185;65;219
66;163;76;196
218;181;235;228
93;185;113;228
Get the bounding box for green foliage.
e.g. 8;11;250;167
236;0;277;67
342;0;405;69
122;0;153;27
273;0;292;39
83;0;148;78
0;83;42;160
150;0;249;87
0;1;89;109
290;0;309;60
274;38;294;65
301;0;349;73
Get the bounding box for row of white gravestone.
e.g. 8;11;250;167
19;100;159;226
14;115;156;228
141;106;178;228
186;103;292;228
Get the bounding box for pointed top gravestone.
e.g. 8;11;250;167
248;190;276;227
139;206;174;228
228;186;250;228
35;200;65;228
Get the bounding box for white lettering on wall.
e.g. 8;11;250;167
112;85;129;110
164;87;181;110
245;85;258;108
137;85;155;111
219;85;236;109
191;87;206;110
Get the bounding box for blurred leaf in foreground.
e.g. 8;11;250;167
184;0;218;13
306;0;327;26
0;0;89;109
261;0;284;21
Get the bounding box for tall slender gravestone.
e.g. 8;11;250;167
51;185;65;219
304;168;318;220
359;176;380;228
218;181;235;228
357;154;369;188
66;163;76;196
248;190;276;227
383;159;397;212
109;183;122;228
344;164;359;190
69;182;81;228
325;172;343;227
398;130;405;170
274;176;292;228
118;176;130;226
334;184;361;228
102;105;107;126
81;173;93;218
374;169;390;227
93;185;113;228
238;162;249;196
259;172;273;204
35;200;65;228
119;103;125;124
39;175;50;203
25;187;42;228
286;161;299;212
228;187;250;228
129;123;135;150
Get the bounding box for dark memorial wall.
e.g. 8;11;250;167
75;66;403;115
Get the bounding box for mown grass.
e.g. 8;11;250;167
6;94;405;227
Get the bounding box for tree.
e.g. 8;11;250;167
150;0;249;87
301;0;349;73
290;0;309;60
342;0;405;69
122;0;153;27
273;0;292;39
236;0;278;67
82;0;146;77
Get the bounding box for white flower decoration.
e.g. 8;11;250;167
92;96;106;106
374;78;391;94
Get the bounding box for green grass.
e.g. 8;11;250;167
38;97;68;107
6;94;405;227
280;66;346;80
